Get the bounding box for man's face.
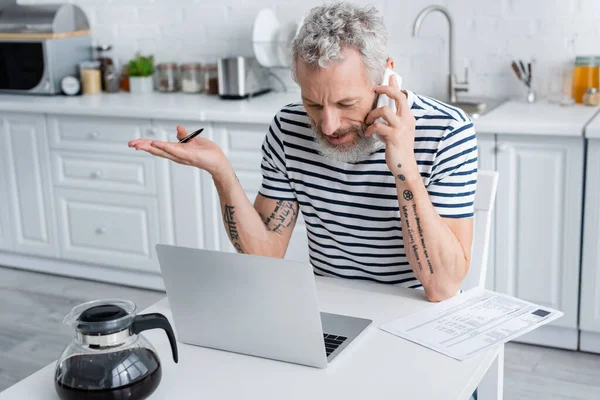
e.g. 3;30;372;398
296;48;379;163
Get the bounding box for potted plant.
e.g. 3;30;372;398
125;53;155;93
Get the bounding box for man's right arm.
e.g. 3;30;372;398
128;124;298;259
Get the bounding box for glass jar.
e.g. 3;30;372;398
180;63;203;93
94;44;114;92
79;61;102;95
203;64;219;95
157;63;180;92
571;56;599;104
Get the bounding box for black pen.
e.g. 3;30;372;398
178;128;204;143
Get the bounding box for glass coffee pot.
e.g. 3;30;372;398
54;299;178;400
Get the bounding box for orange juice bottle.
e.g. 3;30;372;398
572;56;599;104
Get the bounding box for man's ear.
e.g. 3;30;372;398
386;57;395;69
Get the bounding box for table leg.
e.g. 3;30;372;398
477;344;504;400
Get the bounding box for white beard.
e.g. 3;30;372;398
311;122;382;164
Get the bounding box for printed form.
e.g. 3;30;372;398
380;288;563;360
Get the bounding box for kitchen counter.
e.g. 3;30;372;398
472;99;600;136
0;92;598;136
0;92;301;124
585;107;600;138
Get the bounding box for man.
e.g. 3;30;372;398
128;3;477;303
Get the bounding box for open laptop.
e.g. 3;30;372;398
156;244;372;368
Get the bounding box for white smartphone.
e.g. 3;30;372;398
373;68;403;141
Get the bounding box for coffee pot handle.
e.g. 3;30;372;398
132;313;179;363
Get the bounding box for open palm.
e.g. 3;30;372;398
128;125;227;176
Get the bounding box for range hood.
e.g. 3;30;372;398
0;1;89;37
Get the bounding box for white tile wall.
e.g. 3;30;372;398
17;0;600;100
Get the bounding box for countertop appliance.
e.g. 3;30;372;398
217;56;271;99
0;1;92;95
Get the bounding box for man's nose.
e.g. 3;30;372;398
320;108;341;136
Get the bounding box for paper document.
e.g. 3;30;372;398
380;288;563;360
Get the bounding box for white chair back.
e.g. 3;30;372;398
461;170;499;291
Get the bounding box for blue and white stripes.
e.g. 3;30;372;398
259;90;478;288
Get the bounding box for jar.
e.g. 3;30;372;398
180;63;203;93
103;63;121;93
79;61;101;94
571;56;599;104
157;63;180;92
94;44;114;92
203;64;219;95
583;87;600;106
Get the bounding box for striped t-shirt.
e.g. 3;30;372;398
258;90;478;289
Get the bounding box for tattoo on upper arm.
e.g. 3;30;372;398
264;200;298;234
224;204;244;253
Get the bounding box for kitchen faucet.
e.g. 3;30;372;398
412;5;469;104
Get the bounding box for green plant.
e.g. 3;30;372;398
125;52;155;77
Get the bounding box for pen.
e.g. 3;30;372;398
178;128;204;143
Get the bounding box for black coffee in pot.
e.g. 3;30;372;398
54;348;161;400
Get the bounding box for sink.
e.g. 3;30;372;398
448;98;506;119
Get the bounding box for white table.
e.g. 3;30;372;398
0;277;504;400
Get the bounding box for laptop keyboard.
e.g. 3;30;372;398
323;333;347;357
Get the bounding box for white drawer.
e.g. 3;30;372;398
55;188;161;272
51;151;157;195
48;115;158;153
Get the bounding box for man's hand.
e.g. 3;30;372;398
128;125;230;178
364;75;418;177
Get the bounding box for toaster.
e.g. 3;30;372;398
217;56;271;99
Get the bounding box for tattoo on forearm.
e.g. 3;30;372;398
412;204;434;274
224;204;244;253
402;205;423;272
397;163;402;168
397;174;406;181
224;205;238;239
403;189;414;201
264;200;298;234
233;243;244;254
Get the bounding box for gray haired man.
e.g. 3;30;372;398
129;3;478;304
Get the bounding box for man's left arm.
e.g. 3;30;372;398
390;166;473;302
365;76;475;302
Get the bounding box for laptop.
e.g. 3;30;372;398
155;244;372;368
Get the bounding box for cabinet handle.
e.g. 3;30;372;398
90;170;102;179
95;227;107;235
496;143;510;152
88;131;99;139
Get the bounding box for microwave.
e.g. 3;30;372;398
0;3;92;95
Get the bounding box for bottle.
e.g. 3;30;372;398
583;88;600;106
95;44;114;92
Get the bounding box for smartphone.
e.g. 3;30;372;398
373;68;403;141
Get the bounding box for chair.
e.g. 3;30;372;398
462;170;499;291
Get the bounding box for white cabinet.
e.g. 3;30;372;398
494;135;584;349
580;139;600;353
0;125;11;251
0;113;57;257
48;115;173;278
477;134;496;290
